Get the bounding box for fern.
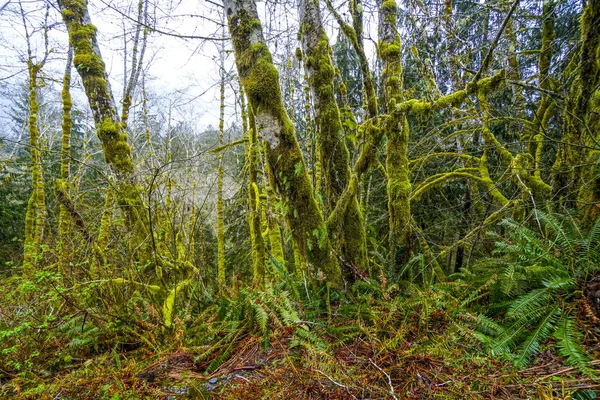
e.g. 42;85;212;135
514;306;559;367
505;288;551;320
463;212;599;372
252;301;269;336
554;315;594;377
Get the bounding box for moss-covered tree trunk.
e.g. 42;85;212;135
241;88;266;286
57;47;73;268
574;0;600;225
225;0;341;287
23;61;46;275
553;0;600;220
379;0;411;269
298;0;368;277
527;0;555;201
260;141;287;271
58;0;147;241
217;50;226;289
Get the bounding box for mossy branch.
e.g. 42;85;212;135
411;169;483;202
211;137;247;153
438;200;520;260
54;179;92;243
409;153;480;172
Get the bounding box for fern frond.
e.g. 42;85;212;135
468;313;506;337
553;314;594;377
252;301;269;335
537;211;578;254
586;217;600;260
542;275;576;291
506;288;551;320
514;306;559;367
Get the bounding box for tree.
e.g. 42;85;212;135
58;0;148;243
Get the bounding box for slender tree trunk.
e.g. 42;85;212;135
57;47;74;267
240;88;266;285
217;47;226;289
379;0;411;269
23;61;46;275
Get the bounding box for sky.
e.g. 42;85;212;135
0;0;380;136
1;0;232;136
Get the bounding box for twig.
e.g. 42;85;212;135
234;374;250;383
535;360;600;380
472;0;520;82
315;370;358;400
369;358;398;400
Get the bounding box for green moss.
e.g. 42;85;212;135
381;0;397;13
479;151;509;207
60;0;140;193
97;117;119;140
267;218;286;270
23;62;46;275
244;102;266;285
162;279;192;328
386;114;411;256
380;43;401;59
61;9;75;20
58;53;73;262
469;69;506;95
97;185;114;251
434;90;467;109
555;0;600;213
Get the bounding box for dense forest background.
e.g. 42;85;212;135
1;0;600;397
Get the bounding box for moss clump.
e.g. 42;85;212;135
243;44;281;112
434;90;467;109
98;118;134;173
381;0;397;13
380;43;401;59
73;54;104;75
467;69;506;95
61;9;75;20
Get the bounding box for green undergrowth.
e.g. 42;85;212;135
2;220;599;399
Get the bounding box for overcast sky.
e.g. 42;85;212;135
0;0;380;142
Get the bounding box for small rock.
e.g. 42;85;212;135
136;372;156;382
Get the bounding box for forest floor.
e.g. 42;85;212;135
4;318;598;399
